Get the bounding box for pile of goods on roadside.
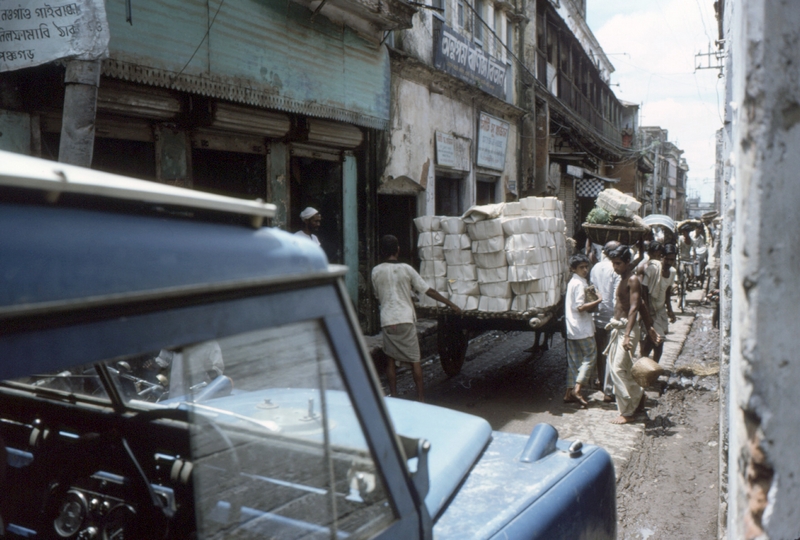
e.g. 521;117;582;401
414;196;570;315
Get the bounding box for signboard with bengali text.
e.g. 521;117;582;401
433;22;507;100
476;112;509;171
435;131;470;172
0;0;109;72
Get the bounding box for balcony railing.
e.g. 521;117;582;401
535;50;622;147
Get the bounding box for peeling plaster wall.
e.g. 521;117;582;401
382;76;519;216
727;1;800;538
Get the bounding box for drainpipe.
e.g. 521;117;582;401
58;59;102;167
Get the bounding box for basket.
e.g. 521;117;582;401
582;223;648;246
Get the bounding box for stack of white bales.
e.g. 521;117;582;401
468;217;512;312
441;217;479;310
505;197;569;312
414;216;447;307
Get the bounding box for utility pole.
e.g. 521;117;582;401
652;143;660;214
58;59;102;167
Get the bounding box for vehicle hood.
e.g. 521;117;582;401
384;398;492;518
158;389;491;520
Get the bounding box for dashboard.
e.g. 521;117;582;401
0;390;195;540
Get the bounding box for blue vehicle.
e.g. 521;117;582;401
0;150;616;539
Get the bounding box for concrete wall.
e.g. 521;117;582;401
383;77;519;216
726;1;800;538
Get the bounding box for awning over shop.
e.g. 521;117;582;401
583;170;620;184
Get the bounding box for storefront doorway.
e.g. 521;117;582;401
290;156;343;264
192;148;267;199
377;194;418;266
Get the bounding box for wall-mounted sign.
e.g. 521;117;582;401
476;113;509;171
433;22;507;100
435;131;470;172
0;0;109;72
566;165;584;178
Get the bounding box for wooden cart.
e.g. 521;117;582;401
415;303;563;376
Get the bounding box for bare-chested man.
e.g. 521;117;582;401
604;245;661;424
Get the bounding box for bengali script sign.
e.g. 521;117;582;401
433;23;507;100
0;0;109;72
435;131;470;171
476;112;509;171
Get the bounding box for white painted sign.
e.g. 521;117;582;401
566;165;584;178
435;131;470;172
0;0;109;72
476;112;509;171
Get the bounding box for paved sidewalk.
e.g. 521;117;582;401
555;288;705;477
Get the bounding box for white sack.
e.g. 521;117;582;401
503;202;521;216
462;203;505;224
420;260;446;277
502;216;542;235
511;280;547;295
505;234;540;251
418;246;444;260
417;231;445;247
508;264;545;282
479;282;512;297
477;266;507;284
473;251;507;269
444;249;474;266
413;215;441;232
472;236;505;253
450;294;480;311
506;248;544;266
424;277;448;291
467;218;504;240
448;280;480;296
440;217;466;234
444;234;472;250
479;296;513;312
447;264;478;281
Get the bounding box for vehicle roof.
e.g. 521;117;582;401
0;153;332;317
0;150;276;223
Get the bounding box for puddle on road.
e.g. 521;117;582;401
638;526;656;539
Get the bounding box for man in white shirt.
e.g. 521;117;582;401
590;241;621;402
294;207;322;246
372;235;460;402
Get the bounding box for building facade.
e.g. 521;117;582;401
0;0;416;330
381;0;523;268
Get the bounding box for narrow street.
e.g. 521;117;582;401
383;292;721;539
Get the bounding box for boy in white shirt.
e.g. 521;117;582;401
564;253;603;407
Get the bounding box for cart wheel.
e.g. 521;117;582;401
438;320;468;376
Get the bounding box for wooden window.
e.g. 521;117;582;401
474;0;484;43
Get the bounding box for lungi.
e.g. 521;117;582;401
604;318;643;417
382;323;421;363
566;337;597;388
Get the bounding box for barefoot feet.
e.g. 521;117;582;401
610;415;635;424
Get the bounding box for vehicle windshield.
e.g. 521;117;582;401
8;319;396;539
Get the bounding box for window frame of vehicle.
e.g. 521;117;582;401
0;276;427;539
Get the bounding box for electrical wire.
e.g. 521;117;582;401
172;0;227;80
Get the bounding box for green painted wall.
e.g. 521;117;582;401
269;142;289;230
343;152;358;304
0;110;31;154
105;0;390;126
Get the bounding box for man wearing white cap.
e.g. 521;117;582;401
295;207;321;246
